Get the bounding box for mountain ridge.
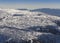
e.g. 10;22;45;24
0;8;60;43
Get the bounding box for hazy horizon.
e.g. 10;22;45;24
0;0;60;9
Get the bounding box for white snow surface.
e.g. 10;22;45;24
0;8;60;43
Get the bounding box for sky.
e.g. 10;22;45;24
0;0;60;9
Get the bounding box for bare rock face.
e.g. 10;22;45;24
0;9;60;43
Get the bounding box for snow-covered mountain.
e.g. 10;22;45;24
0;8;60;43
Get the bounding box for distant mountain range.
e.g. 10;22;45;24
18;8;28;10
30;8;60;16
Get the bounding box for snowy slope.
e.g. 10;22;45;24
0;8;60;43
